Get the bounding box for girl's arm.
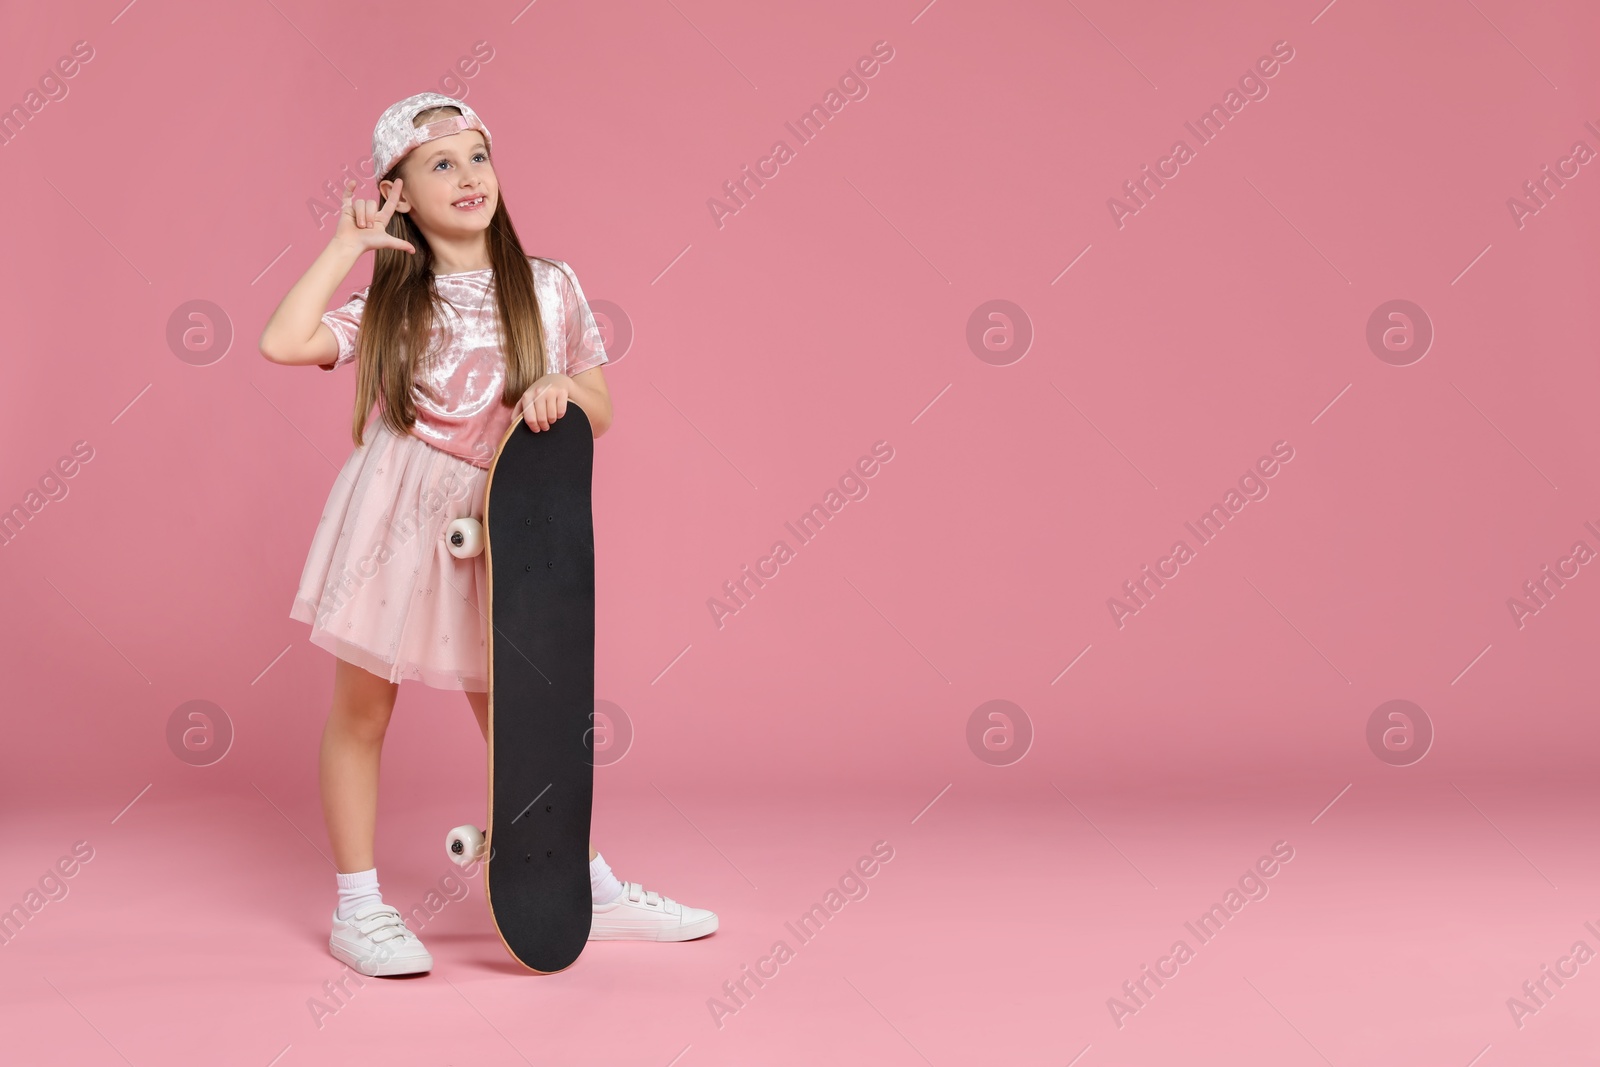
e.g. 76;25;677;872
516;367;613;438
567;366;613;437
258;238;363;367
259;179;415;368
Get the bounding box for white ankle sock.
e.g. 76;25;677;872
336;867;384;920
590;852;623;905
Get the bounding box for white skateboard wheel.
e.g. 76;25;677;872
445;518;484;559
446;824;486;867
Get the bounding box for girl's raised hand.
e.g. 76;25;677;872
333;177;416;255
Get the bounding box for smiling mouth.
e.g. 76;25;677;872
453;195;486;210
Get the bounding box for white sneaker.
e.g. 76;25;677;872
329;903;434;976
589;881;718;942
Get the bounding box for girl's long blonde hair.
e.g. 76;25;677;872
350;105;548;449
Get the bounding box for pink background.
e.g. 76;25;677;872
2;0;1598;1064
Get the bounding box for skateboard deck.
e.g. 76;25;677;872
480;404;596;973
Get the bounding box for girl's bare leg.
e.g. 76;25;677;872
464;689;597;861
320;658;401;873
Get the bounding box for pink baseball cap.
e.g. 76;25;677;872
371;92;493;180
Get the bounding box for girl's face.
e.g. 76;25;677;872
380;129;498;241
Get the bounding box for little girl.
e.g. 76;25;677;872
259;92;717;977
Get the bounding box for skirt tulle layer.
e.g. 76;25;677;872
290;420;489;691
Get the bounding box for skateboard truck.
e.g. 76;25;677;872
446;517;485;559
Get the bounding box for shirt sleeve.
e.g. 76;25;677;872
554;261;609;377
318;285;371;372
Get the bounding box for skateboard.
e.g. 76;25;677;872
442;404;596;974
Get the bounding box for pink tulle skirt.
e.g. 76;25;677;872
290;419;489;691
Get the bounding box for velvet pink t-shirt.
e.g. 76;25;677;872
319;256;608;469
